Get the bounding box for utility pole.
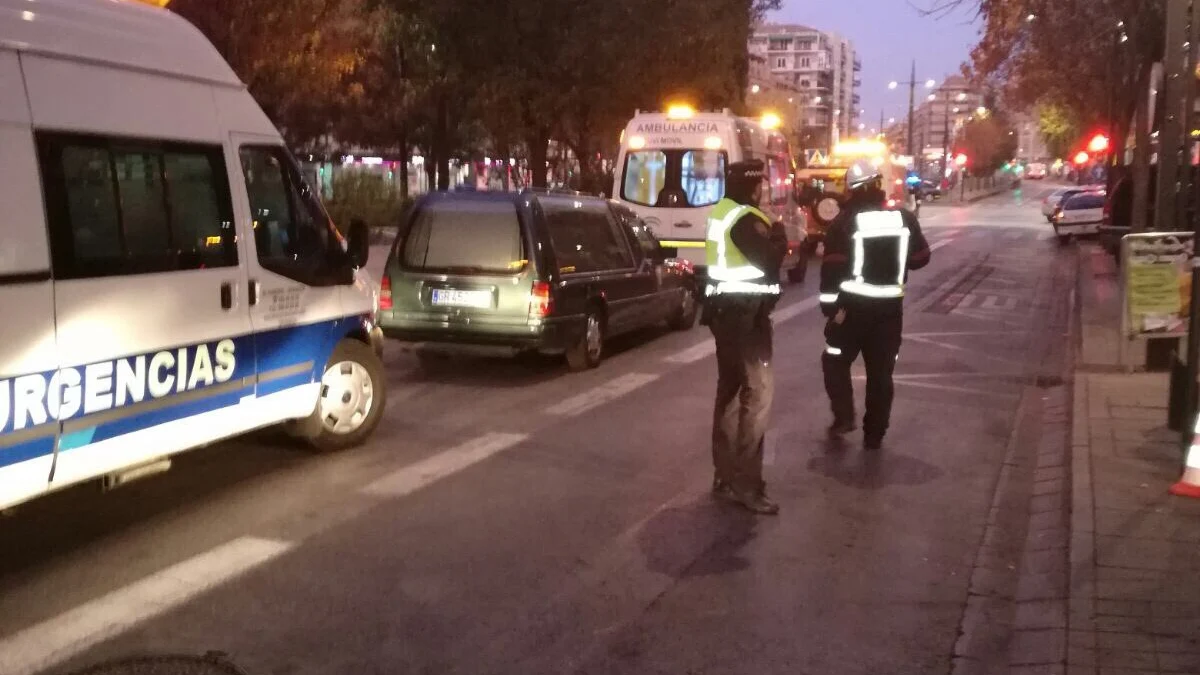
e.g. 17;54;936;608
907;60;916;156
942;94;951;180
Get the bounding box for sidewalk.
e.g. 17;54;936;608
1069;243;1200;674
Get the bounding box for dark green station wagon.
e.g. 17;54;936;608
378;189;700;370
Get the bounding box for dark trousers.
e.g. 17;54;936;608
708;297;774;494
821;309;903;438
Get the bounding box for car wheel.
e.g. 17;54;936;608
287;339;386;452
787;263;807;284
669;288;698;330
566;308;604;371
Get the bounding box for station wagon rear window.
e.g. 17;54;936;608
401;200;526;274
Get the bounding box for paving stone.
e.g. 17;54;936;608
1011;629;1067;665
1151;602;1200;619
1019;570;1069;601
1095;600;1151;617
1094;648;1157;669
1155;634;1200;653
1032;492;1070;513
1070;630;1097;649
1093;631;1158;652
1024;549;1068;575
1028;527;1071;551
1157;651;1200;673
1010;666;1068;675
1036;478;1067;496
1069;646;1097;666
1016;599;1069;630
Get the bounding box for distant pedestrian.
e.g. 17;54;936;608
702;159;787;515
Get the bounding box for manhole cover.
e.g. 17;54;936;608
63;653;248;675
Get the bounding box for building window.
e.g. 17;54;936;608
775;57;787;69
801;57;811;68
797;41;813;51
769;38;791;50
800;79;811;88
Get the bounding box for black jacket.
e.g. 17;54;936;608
820;203;930;318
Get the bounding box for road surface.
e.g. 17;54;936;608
0;184;1076;675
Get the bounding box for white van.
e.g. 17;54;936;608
0;0;386;511
612;108;804;280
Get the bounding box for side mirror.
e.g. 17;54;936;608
659;246;678;260
347;218;369;268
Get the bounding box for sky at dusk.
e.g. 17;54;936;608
768;0;982;131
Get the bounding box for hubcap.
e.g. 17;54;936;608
586;315;602;360
319;360;375;435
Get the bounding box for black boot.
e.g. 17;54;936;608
712;477;735;500
863;433;884;451
732;489;780;515
828;419;858;437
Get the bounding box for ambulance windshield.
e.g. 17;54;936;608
621;149;725;208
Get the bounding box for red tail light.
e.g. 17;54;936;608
379;275;393;311
530;281;552;318
886;199;897;208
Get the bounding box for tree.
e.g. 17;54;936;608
1035;102;1079;159
170;0;372;149
955;112;1018;173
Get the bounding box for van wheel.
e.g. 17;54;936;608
1057;235;1072;246
288;339;386;452
669;288;698;330
566;309;604;371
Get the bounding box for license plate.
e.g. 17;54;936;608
431;288;492;309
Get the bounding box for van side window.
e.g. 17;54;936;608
239;146;346;285
38;133;237;279
767;156;791;206
543;199;634;274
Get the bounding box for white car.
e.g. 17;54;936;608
1041;186;1102;221
1053;190;1106;244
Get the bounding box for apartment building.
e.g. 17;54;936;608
748;24;860;152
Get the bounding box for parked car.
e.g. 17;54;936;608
1053;190;1106;244
1042;186;1102;222
378;189;700;371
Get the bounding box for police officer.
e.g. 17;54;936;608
819;160;931;450
704;159;787;515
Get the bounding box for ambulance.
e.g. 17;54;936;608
0;0;386;511
613;107;805;281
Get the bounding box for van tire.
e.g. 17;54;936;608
1057;234;1071;246
288;339;386;452
668;288;698;331
566;309;604;371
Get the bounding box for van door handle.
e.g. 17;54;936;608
220;282;233;310
248;279;259;306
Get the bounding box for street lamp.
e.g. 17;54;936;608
888;60;937;156
750;84;761;94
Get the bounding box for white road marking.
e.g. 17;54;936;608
546;373;659;417
771;294;821;324
851;375;1019;399
664;341;716;364
663;295;821;365
929;239;954;252
361;432;528;497
903;334;1026;366
0;537;293;675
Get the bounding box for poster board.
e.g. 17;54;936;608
1121;232;1193;339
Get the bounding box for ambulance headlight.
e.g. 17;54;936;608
629;135;647;150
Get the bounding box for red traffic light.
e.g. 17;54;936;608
1087;133;1110;153
1073;151;1090;165
954;153;968;167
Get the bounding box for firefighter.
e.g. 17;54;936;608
703;159;787;515
819;160;931;450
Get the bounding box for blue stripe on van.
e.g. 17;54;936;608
0;436;55;469
0;315;372;469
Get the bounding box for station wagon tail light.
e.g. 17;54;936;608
379;275;393;310
530;281;553;318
